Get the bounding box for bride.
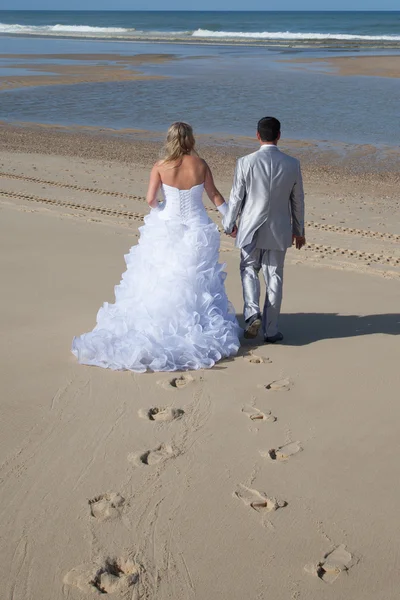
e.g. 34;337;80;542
72;122;240;372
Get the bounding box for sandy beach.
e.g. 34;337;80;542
1;123;400;599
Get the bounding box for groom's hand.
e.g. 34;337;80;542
292;235;306;249
229;225;238;239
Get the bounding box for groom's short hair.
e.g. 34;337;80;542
257;117;281;142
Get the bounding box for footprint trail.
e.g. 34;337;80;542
261;442;302;461
128;443;176;467
64;556;141;594
138;407;184;422
88;493;125;521
242;405;277;423
305;544;354;584
234;484;287;513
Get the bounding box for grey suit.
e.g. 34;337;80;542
223;144;305;338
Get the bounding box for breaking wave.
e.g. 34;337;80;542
192;29;400;42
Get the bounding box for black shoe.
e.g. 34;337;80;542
244;313;262;339
264;332;284;344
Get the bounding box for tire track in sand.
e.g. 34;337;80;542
2;188;399;269
2;171;399;238
0;185;400;267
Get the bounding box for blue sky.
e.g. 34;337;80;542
2;1;400;10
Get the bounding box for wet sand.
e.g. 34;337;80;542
282;54;400;78
0;53;174;90
0;53;176;63
1;120;399;184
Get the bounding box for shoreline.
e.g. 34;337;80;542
1;51;400;148
2;32;400;51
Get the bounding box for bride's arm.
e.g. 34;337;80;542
204;163;227;215
146;163;162;209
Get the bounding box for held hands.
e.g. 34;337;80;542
292;234;306;250
229;225;238;239
227;228;303;244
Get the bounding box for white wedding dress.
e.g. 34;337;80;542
72;182;240;372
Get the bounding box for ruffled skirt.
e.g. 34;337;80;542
72;209;240;372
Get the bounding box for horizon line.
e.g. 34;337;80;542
2;8;400;12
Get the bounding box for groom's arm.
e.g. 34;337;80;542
223;158;247;234
290;161;305;239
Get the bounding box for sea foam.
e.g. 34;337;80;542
192;29;400;41
1;22;400;44
0;23;130;34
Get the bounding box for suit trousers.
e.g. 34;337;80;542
240;240;286;338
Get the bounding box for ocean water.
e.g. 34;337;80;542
0;10;400;48
0;12;400;145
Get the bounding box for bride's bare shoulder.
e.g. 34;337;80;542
187;155;208;172
155;155;206;173
188;154;205;164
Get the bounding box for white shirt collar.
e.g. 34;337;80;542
259;144;279;150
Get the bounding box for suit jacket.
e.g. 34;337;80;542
223;145;305;250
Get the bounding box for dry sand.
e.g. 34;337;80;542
281;54;400;78
1;127;400;600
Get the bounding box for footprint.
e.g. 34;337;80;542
242;405;277;422
88;493;125;521
128;443;176;467
304;545;354;584
261;442;302;461
138;407;184;422
64;556;141;594
159;374;194;389
244;352;271;365
234;484;287;513
265;378;291;392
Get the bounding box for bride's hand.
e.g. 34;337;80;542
151;200;164;211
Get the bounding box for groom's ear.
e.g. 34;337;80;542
256;132;261;142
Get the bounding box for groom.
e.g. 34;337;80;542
223;117;305;343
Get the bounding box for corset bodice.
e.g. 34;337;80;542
159;182;209;225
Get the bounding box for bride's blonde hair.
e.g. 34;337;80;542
162;122;196;163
